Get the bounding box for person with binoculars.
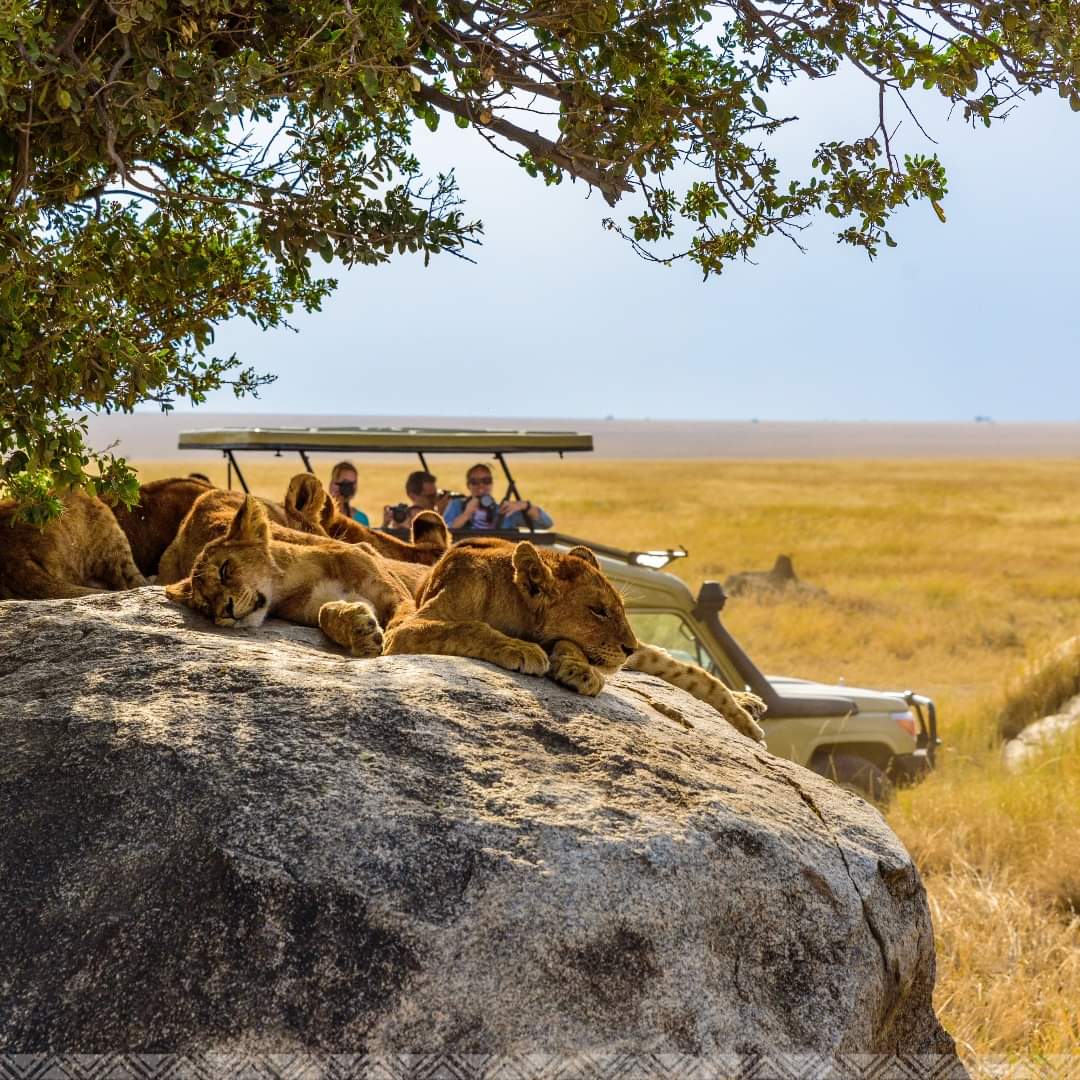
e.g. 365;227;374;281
381;470;452;528
328;460;370;526
443;463;553;531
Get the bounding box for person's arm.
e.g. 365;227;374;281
445;497;474;528
528;502;553;529
500;501;553;529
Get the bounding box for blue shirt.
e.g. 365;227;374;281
443;497;553;531
349;507;370;526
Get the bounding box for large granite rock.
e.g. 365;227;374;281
0;589;961;1068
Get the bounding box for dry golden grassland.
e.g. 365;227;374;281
138;455;1080;1064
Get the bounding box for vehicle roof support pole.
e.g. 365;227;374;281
418;451;430;473
225;450;250;493
494;452;534;533
299;450;313;474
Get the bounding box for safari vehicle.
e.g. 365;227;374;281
180;426;940;801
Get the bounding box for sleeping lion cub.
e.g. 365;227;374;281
165;496;416;657
385;537;766;742
0;488;147;600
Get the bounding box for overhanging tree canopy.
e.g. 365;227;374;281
2;0;1077;514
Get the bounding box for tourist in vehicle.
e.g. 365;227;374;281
444;463;553;530
328;460;370;526
381;470;451;527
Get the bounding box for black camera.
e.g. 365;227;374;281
476;493;497;510
336;479;356;499
389;503;410;524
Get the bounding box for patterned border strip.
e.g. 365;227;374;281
3;1055;1071;1080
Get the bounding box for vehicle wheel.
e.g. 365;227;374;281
813;753;895;805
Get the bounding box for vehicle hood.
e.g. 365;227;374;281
766;675;910;715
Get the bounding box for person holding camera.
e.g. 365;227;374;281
443;463;553;531
381;470;451;528
328;460;370;526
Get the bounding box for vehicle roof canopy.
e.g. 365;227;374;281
178;427;593;455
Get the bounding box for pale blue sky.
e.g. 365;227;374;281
195;70;1080;421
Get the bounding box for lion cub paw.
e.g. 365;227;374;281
732;689;768;721
319;600;384;658
549;651;605;697
496;641;550;676
706;687;766;743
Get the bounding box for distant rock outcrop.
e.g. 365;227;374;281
1003;691;1080;771
724;554;826;599
0;589;960;1068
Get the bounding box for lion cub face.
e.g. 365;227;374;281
513;543;637;673
166;496;276;628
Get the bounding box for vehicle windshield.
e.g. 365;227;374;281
628;612;719;674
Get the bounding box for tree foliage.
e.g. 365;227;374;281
2;0;1077;512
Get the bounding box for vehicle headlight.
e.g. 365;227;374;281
891;709;917;737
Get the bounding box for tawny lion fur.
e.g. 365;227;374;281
0;489;147;600
281;474;447;599
384;537;766;741
284;473;447;566
167;494;765;742
164;495;417;658
107;476;215;577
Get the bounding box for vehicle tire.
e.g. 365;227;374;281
813;753;895;805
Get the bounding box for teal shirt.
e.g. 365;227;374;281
349;507;370;526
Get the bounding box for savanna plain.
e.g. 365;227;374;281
137;455;1080;1070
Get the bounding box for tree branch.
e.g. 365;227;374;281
416;83;633;205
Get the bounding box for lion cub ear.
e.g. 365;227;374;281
226;495;272;546
565;545;599;569
164;578;194;606
285;473;326;524
411;511;449;550
512;541;556;603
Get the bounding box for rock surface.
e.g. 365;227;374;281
0;588;960;1064
1003;691;1080;770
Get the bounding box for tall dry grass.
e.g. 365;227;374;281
136;454;1080;1061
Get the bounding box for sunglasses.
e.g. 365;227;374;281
468;477;493;486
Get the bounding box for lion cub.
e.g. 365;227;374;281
383;539;766;743
0;489;147;600
165;496;416;657
283;472;447;566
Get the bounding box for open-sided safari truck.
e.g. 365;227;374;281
180;426;940;801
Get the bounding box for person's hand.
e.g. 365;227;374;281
435;491;451;515
381;505;394;527
466;496;482;517
500;499;528;516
